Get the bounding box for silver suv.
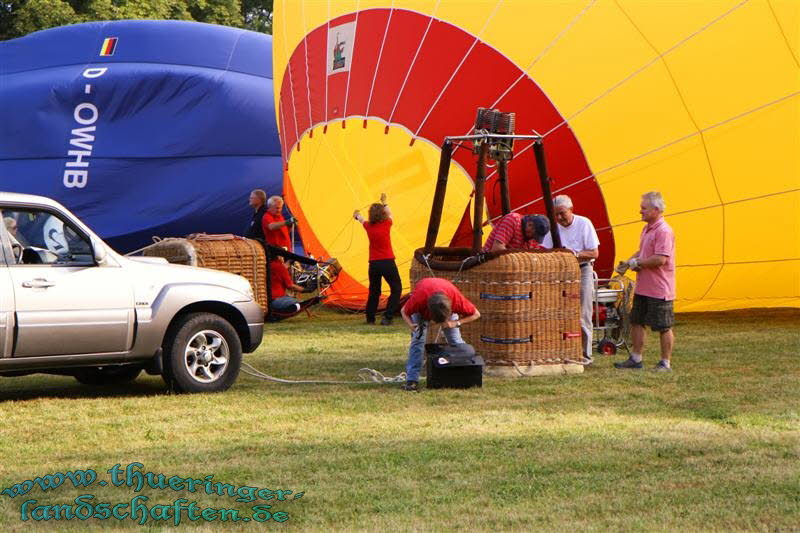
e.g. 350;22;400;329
0;192;263;393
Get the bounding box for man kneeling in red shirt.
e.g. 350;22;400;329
399;278;481;391
269;258;305;313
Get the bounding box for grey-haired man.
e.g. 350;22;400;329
542;195;600;363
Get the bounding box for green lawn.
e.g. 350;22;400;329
0;309;798;531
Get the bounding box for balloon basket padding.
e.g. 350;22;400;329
484;363;584;378
411;248;582;366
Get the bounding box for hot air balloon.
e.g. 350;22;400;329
0;20;282;253
273;0;799;312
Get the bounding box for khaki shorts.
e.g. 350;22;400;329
631;294;674;332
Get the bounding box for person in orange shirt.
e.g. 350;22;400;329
268;257;305;313
399;278;481;391
354;193;401;325
261;196;294;250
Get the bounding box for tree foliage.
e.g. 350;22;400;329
241;0;271;34
0;0;273;41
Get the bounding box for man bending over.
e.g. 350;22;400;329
400;278;480;391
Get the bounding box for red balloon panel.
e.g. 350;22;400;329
279;7;616;276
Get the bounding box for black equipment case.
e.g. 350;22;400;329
425;343;484;389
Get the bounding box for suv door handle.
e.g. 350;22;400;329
22;278;56;289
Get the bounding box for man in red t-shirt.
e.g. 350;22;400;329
481;212;549;252
353;193;402;325
399;277;481;391
261;196;294;250
268;258;305;313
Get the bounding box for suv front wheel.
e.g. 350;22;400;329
162;313;242;393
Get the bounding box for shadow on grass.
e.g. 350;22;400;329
0;375;168;402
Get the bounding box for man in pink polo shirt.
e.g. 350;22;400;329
614;191;676;371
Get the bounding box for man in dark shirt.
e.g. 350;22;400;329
244;189;267;239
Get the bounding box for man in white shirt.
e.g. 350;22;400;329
542;195;600;363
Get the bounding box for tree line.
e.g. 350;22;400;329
0;0;273;41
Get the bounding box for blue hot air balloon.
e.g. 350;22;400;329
0;20;282;252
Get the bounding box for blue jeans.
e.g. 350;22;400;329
406;313;465;383
271;296;299;312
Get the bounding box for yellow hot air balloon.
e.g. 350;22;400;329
273;0;799;312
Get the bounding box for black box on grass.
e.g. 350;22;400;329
425;343;484;389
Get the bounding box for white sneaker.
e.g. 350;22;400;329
653;360;671;372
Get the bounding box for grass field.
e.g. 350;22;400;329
0;308;798;531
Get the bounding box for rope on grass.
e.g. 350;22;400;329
240;362;407;385
562;358;593;366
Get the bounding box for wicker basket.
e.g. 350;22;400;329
142;235;267;312
410;249;581;366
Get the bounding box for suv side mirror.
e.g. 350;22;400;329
92;238;107;265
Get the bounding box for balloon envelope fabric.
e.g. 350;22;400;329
273;0;799;312
0;20;282;253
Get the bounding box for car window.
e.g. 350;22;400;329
2;208;94;266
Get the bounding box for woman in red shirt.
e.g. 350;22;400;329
353;194;402;325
